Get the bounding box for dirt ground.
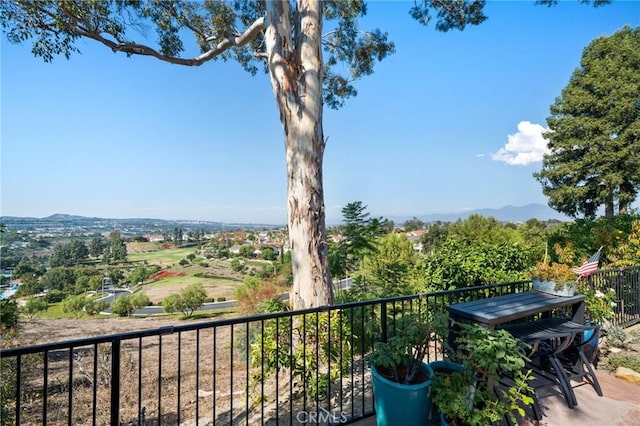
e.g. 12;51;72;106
12;315;371;426
16;317;195;346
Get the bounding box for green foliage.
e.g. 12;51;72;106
22;297;48;319
161;284;207;317
129;265;151;286
43;289;66;303
333;201;390;276
12;257;46;279
15;275;44;297
530;262;576;283
421;221;450;253
547;215;638;264
369;310;447;385
249;309;353;400
604;353;640;373
608;219;640;267
89;236;108;257
577;283;617;324
419;238;533;291
260;246;277;261
535;26;640;218
603;325;636;349
403;217;425;232
103;231;127;264
49;240;89;267
239;245;254;258
0;299;19;329
234;277;284;314
40;267;76;293
112;293;149;317
161;294;182;315
180;283;207;316
355;233;418;298
230;258;244;272
431;322;534;426
61;294;87;319
84;299;108;316
447;215;522;246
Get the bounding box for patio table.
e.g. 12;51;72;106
446;291;600;410
446;290;586;329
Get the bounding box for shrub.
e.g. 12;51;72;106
44;289;67;303
23;297;48;319
604;353;640;373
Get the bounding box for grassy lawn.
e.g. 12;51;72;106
139;273;242;304
37;302;79;319
128;247;199;266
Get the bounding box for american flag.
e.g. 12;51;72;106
572;247;602;277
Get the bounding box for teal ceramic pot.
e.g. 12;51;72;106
372;361;434;426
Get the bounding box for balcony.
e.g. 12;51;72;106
2;267;639;425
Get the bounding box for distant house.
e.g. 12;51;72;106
229;245;242;255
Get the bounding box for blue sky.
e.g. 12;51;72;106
1;1;639;225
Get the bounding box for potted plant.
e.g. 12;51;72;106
530;261;578;296
430;322;535;426
369;310;448;426
575;281;617;363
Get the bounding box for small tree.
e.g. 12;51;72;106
0;299;20;329
162;284;207;318
128;265;150;286
111;295;134;317
130;293;150;311
62;294;87;319
23;297;48;319
161;294;183;315
180;284;207;317
84;300;108;316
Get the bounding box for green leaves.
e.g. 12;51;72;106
536;26;640;218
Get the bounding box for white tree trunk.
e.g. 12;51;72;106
264;0;334;309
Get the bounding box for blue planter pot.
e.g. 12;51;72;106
427;361;466;426
372;361;434;426
583;322;600;363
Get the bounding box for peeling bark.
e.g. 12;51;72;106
265;0;334;309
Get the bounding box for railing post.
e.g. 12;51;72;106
111;338;121;426
381;302;388;343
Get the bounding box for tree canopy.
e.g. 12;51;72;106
535;26;640;218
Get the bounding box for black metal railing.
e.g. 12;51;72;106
1;267;638;426
588;265;640;327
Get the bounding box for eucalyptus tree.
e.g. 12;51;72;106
535;26;640;218
1;0;606;309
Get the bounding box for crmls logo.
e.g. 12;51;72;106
295;408;348;424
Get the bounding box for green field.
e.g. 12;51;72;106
128;247;199;265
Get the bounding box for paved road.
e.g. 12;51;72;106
102;277;354;316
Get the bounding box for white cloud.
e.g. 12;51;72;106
492;121;550;165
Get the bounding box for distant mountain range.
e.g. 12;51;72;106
387;204;570;224
2;204;569;230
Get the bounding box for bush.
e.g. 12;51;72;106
0;299;19;329
23;297;48;319
44;289;67;303
605;353;640;373
216;297;226;302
